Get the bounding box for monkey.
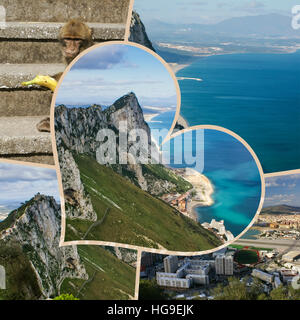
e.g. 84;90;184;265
53;18;94;80
60;19;94;64
36;19;93;132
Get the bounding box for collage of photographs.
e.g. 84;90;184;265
0;0;300;305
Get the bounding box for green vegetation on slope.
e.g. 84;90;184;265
0;240;135;300
53;294;79;300
212;277;300;300
0;198;35;233
66;154;221;251
139;279;168;300
60;245;136;300
212;277;267;300
142;164;193;195
0;240;41;300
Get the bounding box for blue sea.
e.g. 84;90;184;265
148;110;176;144
241;229;261;240
177;52;300;174
165;129;262;237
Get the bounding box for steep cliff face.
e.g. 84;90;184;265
55;92;150;154
55;92;189;217
1;194;88;298
59;148;97;221
129;11;156;52
55;92;156;218
0;195;137;300
105;246;138;267
104;92;151;146
129;12;189;134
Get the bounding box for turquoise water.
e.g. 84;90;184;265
178;52;300;174
165;129;262;237
197;130;261;237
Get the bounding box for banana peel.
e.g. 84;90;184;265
21;75;57;92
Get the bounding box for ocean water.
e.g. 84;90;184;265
241;229;261;239
148;110;176;144
177;52;300;173
165;129;262;237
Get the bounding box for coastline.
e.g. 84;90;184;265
144;113;160;122
180;168;214;220
169;63;190;74
169;63;192;130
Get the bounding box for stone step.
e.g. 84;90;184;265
0;154;54;165
0;63;64;87
0;22;126;63
0;89;52;117
0;22;126;40
0;0;130;23
0;64;63;117
0;116;52;156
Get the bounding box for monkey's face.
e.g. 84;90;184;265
62;38;84;61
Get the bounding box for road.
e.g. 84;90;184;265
235;238;300;252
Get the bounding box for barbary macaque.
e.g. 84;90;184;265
36;19;93;132
53;18;94;80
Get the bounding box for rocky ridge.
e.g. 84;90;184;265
55;92;185;220
0;194;137;298
1;194;88;298
129;11;156;52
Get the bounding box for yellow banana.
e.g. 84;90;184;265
21;75;57;92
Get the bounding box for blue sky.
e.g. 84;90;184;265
134;0;299;24
264;174;300;207
0;163;60;206
56;44;177;108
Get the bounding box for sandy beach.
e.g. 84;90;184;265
177;77;203;82
144;113;160;122
181;168;214;219
169;63;190;74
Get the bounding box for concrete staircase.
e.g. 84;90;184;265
0;0;130;165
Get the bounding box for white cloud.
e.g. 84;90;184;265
0;163;59;204
265;193;295;203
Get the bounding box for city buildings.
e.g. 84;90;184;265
156;254;233;289
164;255;178;273
252;269;274;283
215;254;234;275
282;251;300;262
202;219;235;242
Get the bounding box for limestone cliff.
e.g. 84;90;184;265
58;148;96;221
55;92;190;220
129;12;189;133
1;194;88;298
129;11;156;52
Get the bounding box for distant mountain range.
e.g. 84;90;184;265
261;205;300;215
143;13;300;42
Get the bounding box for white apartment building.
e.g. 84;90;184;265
164;255;178;273
215;254;234;275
